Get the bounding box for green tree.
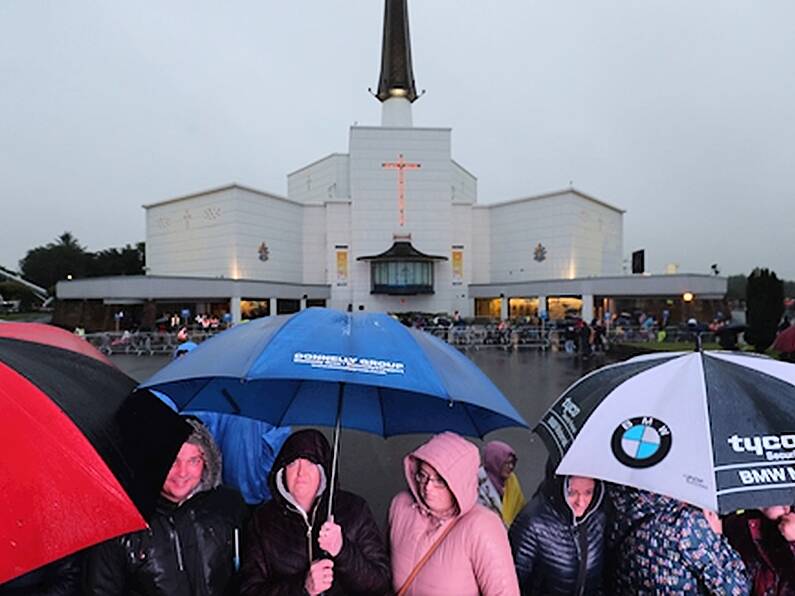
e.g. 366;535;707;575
745;268;784;352
0;281;39;311
19;232;90;291
90;242;145;277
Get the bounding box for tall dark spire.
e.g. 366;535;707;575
376;0;418;103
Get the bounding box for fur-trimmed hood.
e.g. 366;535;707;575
184;417;222;495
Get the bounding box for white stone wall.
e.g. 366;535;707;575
486;191;623;283
287;154;350;204
231;188;303;283
348;125;456;314
570;195;623;277
145;188;238;278
326;202;353;310
451;160;477;205
470;206;491;286
451;203;474;315
302;204;327;284
488;196;576;282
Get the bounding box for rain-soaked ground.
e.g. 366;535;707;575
114;348;611;525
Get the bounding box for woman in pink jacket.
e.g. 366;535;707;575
388;431;520;596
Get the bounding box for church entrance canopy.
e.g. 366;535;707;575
358;240;447;295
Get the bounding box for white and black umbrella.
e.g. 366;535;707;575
535;350;795;514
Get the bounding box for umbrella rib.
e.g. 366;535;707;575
273;380;305;428
698;353;720;512
461;400;484;439
179;376;218;412
378;386;387;437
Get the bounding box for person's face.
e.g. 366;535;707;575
761;505;791;521
566;476;595;518
500;455;516;480
702;508;722;535
162;442;204;503
415;461;455;514
285;457;321;506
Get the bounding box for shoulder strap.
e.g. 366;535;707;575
396;517;460;596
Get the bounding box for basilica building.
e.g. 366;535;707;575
57;0;724;328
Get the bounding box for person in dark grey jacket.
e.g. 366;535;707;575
509;462;606;596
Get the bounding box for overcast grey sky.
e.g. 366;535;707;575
2;1;793;279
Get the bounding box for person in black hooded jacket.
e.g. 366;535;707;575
508;461;607;596
82;418;248;596
240;428;391;596
0;554;81;596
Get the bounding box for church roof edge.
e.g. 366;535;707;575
287;153;349;177
451;159;477;181
143;184;296;209
481;188;625;214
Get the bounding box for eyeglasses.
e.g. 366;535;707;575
415;470;447;489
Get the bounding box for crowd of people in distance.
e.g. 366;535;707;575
5;417;795;595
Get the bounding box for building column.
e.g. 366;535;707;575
269;297;278;316
582;294;594;323
538;295;548;319
229;295;242;325
300;295;308;311
500;295;508;320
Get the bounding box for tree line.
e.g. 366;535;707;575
0;232;144;308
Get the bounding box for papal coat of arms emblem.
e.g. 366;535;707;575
533;242;547;262
257;242;270;262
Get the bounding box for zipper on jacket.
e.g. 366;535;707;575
169;517;184;571
306;505;319;563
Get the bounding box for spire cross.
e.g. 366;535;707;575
382;153;421;226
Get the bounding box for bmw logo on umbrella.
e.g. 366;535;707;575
611;416;673;469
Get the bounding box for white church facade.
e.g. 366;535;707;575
57;0;725;328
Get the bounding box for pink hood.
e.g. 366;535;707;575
483;440;515;496
404;431;480;517
390;432;520;595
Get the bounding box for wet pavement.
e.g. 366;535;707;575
113;348;610;524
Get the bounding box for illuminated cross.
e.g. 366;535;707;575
382;153;421;227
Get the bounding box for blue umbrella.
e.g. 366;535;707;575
141;308;528;515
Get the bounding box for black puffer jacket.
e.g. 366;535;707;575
83;419;248;596
0;554;81;596
240;429;391;596
509;466;606;596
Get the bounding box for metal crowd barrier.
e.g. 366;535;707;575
84;329;223;356
84;323;715;357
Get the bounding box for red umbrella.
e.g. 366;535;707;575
774;325;795;354
0;322;112;366
0;337;190;583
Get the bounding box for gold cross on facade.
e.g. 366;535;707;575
382;153;421;227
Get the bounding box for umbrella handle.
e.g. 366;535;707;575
327;383;344;521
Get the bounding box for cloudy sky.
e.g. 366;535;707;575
2;1;793;279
